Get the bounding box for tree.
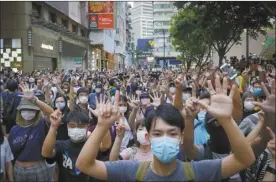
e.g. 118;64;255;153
170;8;212;72
173;2;274;66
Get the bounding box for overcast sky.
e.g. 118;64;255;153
127;2;133;7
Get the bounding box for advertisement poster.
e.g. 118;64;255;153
88;1;114;29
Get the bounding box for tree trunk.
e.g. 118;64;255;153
218;49;226;66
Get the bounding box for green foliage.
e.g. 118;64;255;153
170;8;212;71
171;2;274;66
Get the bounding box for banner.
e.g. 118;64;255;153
88;1;114;29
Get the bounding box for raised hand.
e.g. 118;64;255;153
174;74;184;89
181;83;199;121
197;76;235;122
253;79;275;133
18;83;36;101
150;91;161;107
88;94;106;117
50;104;62;129
115;123;125;138
97;103;120;126
128;94;140;109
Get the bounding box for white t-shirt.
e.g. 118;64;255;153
0;137;14;173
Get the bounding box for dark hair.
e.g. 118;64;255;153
199;91;211;100
145;104;185;132
66;110;90;125
54;93;70;123
119;95;130;119
6;79;18;92
77;87;89;96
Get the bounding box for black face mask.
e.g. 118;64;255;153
206;122;231;154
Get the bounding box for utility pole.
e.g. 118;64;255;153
163;29;166;68
245;29;249;62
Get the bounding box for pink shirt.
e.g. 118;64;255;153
120;147;153;162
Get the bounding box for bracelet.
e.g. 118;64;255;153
266;166;276;175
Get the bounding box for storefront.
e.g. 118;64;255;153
60;40;87;71
32;33;58;71
90;46;114;70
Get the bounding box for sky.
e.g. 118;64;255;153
127;2;133;7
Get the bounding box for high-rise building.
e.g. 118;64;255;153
125;3;134;67
153;2;179;67
131;2;153;48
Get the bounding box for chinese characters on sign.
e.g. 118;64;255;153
88;1;114;29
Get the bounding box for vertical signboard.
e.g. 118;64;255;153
88;1;114;29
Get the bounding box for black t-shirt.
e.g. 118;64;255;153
54;140;90;182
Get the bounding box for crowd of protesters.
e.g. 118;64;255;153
0;55;275;182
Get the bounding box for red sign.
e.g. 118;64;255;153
89;14;114;29
88;1;114;14
88;1;114;29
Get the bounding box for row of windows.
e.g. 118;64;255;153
32;2;86;36
153;3;174;9
154;21;170;26
154;12;175;17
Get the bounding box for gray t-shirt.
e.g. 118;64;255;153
104;159;221;181
196;145;241;181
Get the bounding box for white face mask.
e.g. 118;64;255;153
137;130;150;145
79;96;88;104
169;87;176;94
141;98;150;106
244;101;254;111
119;106;127;114
136;90;142;95
21;110;36;121
73;87;79;94
183;93;191;101
95;88;101;93
68;128;87;143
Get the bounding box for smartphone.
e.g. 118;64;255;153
220;63;238;80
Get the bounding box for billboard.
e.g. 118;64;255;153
88;1;114;29
137;39;154;53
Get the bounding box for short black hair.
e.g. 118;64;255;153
66;110;89;125
6;79;18;92
77;87;89;96
146;104;185;132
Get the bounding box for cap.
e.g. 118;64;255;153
140;92;150;99
17;98;40;111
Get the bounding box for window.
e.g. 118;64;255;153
32;2;41;18
80;29;85;37
50;12;56;23
72;24;77;33
62;19;68;28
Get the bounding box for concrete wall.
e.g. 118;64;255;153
212;29;276;66
0;1;33;72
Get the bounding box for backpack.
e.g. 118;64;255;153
2;92;17;127
136;161;195;181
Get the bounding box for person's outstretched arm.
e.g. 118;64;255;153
76;104;119;180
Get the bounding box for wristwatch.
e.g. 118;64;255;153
266;166;276;175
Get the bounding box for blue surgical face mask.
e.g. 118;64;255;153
150;136;180;163
183;93;191;101
197;111;206;122
253;88;262;96
56;103;66;110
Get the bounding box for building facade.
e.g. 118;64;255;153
131;2;154;48
0;1;90;73
153;1;180;68
114;1;127;70
125;3;135;68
